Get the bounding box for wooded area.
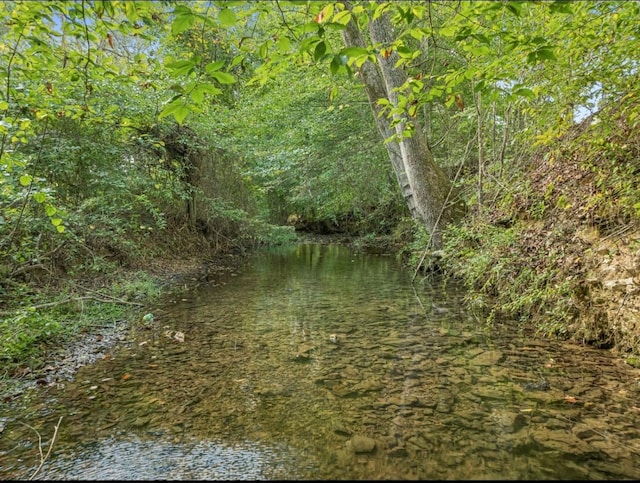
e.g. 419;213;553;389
2;1;640;370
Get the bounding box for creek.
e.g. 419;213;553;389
1;242;640;479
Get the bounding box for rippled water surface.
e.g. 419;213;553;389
2;242;640;480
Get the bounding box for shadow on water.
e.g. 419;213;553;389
2;242;640;480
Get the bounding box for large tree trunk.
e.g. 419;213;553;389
341;4;461;248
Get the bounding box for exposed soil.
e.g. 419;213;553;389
487;97;640;357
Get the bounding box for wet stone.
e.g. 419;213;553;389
472;350;504;366
351;435;377;454
331;385;361;398
333;424;353;436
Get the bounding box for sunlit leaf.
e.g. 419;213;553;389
166;59;196;76
205;60;225;74
514;87;536;99
505;2;522;16
124;1;139;22
536;46;557;61
200;83;222;95
471;46;491;56
341;47;368;58
159;100;182;119
209;71;235;85
277;36;291;53
218;8;236;26
259;42;268;58
329;85;339;103
172;12;196;34
230;54;244;68
173;105;191;124
332;10;351;25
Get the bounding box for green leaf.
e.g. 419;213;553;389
19;174;32;186
277;37;291;53
536;46;557;61
259;42;269;58
218;8;237;27
168;84;185;94
470;46;491;56
173;105;191;125
51;217;62;226
314;41;327;62
198;83;222;95
329;85;339;103
172;12;196;35
332;10;351;25
159;100;183;119
297;22;320;34
330;54;348;75
209;71;236;85
33;192;46;203
205;60;225;74
56;225;65;233
505;2;522;16
439;25;457;37
230;54;244;68
190;87;204;103
189;82;221;102
124;1;139;22
340;47;368;58
514;87;536;99
45;205;57;216
549;1;573;14
166;59;196;76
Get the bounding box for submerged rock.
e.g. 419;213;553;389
351;435;376;453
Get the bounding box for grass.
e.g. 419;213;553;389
0;270;162;374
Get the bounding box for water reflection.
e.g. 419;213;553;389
2;243;640;480
36;436;312;480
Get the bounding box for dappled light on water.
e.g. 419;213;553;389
2;243;640;480
35;436;310;480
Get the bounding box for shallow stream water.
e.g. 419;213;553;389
2;242;640;479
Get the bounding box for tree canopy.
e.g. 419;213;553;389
1;0;639;268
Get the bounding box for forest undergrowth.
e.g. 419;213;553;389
410;93;640;363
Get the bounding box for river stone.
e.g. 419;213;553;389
333;424;352;436
589;439;632;460
131;416;150;428
379;336;409;347
331;384;360;398
333;448;353;468
353;379;383;393
387;446;409;458
470;385;507;401
470;350;504;366
530;428;596;456
351;435;376;453
571;422;598;439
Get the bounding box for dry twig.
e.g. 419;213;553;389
20;416;63;480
